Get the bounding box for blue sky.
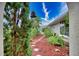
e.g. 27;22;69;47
29;2;68;26
4;2;68;27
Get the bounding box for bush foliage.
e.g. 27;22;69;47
43;27;64;47
48;36;64;47
43;27;54;37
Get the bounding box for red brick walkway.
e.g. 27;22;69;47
30;34;69;56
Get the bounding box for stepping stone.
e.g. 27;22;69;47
54;48;60;52
33;48;39;52
36;55;41;56
32;42;36;44
31;45;35;47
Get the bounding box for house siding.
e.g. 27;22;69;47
50;23;61;35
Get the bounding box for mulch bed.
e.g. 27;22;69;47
30;34;69;56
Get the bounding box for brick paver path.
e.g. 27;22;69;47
30;34;69;56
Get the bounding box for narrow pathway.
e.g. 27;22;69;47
30;34;69;56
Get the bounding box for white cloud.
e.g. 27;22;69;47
42;2;50;22
40;3;68;27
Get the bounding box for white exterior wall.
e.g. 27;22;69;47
50;23;61;35
50;23;65;36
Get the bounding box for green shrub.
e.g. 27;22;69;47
43;27;54;37
48;36;60;45
57;36;64;47
26;47;32;56
48;36;64;47
30;28;38;38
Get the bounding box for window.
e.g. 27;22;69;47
60;25;69;36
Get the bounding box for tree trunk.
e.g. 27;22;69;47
12;9;17;56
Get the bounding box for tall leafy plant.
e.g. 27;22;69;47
3;2;33;56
